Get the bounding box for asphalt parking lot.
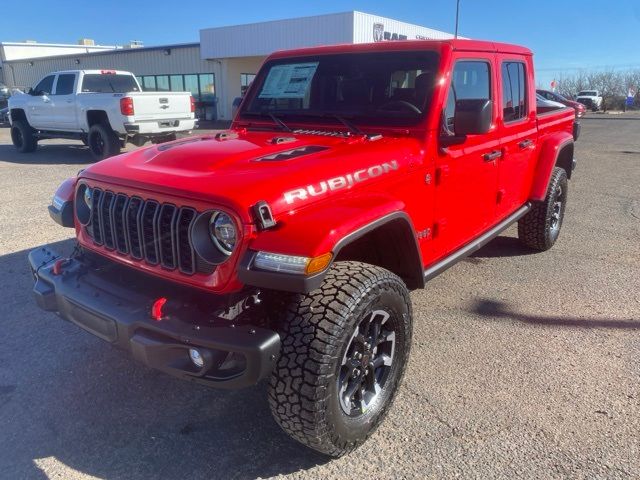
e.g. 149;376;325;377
0;115;638;479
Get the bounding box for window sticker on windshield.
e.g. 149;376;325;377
258;62;319;99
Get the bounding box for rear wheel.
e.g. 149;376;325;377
518;166;568;251
268;261;412;457
11;120;37;153
88;123;120;160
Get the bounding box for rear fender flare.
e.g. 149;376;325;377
529;133;574;201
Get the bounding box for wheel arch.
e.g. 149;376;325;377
529;133;574;201
86;110;110;128
332;212;424;290
9;108;28;124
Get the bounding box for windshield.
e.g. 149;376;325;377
578;91;597;96
241;51;440;127
81;74;140;93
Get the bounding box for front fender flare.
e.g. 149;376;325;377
238;196;423;293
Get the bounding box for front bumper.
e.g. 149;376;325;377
28;246;280;389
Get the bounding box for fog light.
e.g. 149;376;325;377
189;348;204;368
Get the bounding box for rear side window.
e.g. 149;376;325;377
55;74;76;95
34;75;55;95
81;74;140;93
443;60;491;133
501;62;527;122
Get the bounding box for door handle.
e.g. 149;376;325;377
483;150;502;162
518;139;533;149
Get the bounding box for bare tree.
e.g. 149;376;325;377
557;70;588;99
542;68;640;110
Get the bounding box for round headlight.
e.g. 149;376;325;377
209;211;236;255
83;187;93;208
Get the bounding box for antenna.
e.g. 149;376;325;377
454;0;460;39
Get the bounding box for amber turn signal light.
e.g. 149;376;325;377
305;253;333;275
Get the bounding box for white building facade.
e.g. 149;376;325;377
2;12;454;120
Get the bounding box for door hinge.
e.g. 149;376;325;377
432;219;446;239
435;166;449;186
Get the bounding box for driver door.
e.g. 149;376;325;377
432;57;500;257
27;74;56;129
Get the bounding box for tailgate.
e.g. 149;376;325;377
131;92;192;120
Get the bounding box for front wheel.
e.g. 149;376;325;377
268;261;412;457
88;123;121;160
11;120;37;153
518;166;568;251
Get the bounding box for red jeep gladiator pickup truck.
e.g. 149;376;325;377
30;39;578;456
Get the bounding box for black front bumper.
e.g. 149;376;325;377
28;247;280;389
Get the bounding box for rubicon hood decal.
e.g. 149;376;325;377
284;160;399;205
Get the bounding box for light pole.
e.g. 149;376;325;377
455;0;460;39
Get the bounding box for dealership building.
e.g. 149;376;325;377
0;11;454;121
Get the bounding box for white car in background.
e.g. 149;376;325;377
575;90;603;111
8;70;197;159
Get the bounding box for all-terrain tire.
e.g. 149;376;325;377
88;123;121;160
268;261;413;457
11;120;38;153
518;166;568;251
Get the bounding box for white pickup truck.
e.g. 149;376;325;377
575;90;603;111
8;69;197;159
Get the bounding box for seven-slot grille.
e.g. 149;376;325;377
87;188;198;275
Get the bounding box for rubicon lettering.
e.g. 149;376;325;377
284;161;399;204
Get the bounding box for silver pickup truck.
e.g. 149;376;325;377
8;69;197;159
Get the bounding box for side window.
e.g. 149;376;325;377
501;61;527;122
142;76;157;91
443;60;491;134
34;75;55;95
54;74;76;95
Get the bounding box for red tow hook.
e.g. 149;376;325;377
151;297;168;321
52;258;70;275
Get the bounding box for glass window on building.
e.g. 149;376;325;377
142;76;157;91
170;75;184;92
156;75;170;92
184;74;199;99
199;74;215;101
240;73;256;95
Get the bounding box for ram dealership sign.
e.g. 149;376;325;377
373;23;409;42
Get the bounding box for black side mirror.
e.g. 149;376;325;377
28;88;35;95
454;99;493;136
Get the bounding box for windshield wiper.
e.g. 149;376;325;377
330;114;364;136
267;112;292;132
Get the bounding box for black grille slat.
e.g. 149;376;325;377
101;191;116;250
86;190;201;275
91;188;103;245
126;197;144;259
157;204;178;269
177;208;197;274
142;201;160;264
113;194;129;254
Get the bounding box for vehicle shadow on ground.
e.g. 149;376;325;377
472;298;640;330
0;144;94;165
470;235;538;259
0;240;329;480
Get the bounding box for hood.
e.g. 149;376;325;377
81;130;423;223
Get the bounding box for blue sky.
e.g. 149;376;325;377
4;0;640;87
